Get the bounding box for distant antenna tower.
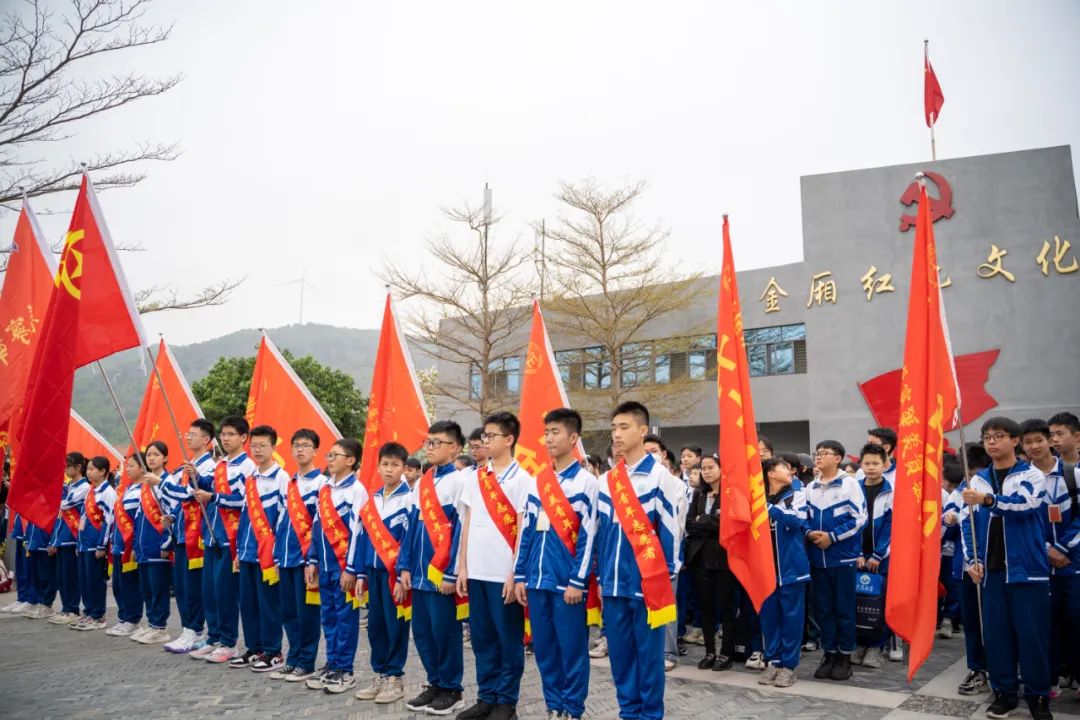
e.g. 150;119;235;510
279;268;318;324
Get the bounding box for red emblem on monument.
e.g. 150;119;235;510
899;170;954;232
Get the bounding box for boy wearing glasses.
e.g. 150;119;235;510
399;421;468;716
804;439;867;682
961;417;1052;720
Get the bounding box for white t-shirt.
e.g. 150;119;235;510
461;460;531;583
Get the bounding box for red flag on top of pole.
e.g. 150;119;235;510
128;338;205;462
924;44;944;128
716;216;777;612
9;174;148;530
246;333;342;477
357;293;430;492
885;178;960;680
68;410;124;468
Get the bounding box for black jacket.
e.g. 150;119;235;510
685;488;727;571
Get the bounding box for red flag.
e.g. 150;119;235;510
716;216;776;611
357;294;430;492
885;182;960;680
129;338;205;461
68;410;124;467
924;47;944;128
9;175;147;530
246;333;341;477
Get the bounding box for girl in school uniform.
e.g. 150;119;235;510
105;454;145;636
132;442;175;645
70;456;117;631
47;452;90;625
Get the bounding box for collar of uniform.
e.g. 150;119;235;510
228;452;250;466
886;458;897;474
434;463;456;479
486;459;520;483
859;476;892;494
381;480;410;499
95;479;111;492
815;474;844;489
71;477;88;488
157;470;169;481
628;453;655;476
330;472;357;489
557;460;581;481
255;462;282;479
194;451;213;466
295;468;322;481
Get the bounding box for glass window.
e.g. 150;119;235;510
744;324;806;377
781;323;806;341
654;353;670;384
503;356;521;394
769;342;794;375
748;344;767;377
583;347;611;389
469;364;482;399
620;343;651;388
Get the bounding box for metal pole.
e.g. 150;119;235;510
954;420;984;641
931;123;937;162
925;40;937;161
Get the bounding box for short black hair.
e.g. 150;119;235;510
250;424;278;447
405;457;422;470
190;418;216;440
815;439;845;458
468;427;485;443
429;420;465;447
859;443;889;463
587;453;602;470
484;411;521;449
378;442;409;463
88;456;112;476
761;457;788;477
758;435;774;454
643;433;665;451
220;415;250;436
680;444;703;458
665;449;677;467
291;428;321;449
1019;418;1050;440
612;400;649;428
867;427;898;452
1049;412;1080;433
544;408;583;436
126;450;147;469
65;451;88;475
779;452;804;471
943;457;964;485
966;442;991;471
981;416;1020;439
456;454;473;466
145;440;169;460
332;438;362;470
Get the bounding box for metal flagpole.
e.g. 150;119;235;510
926;40;937;161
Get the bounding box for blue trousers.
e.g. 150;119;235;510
939;556;960;622
1050;574;1080;681
810;565;856;654
280;566;321;671
139;562;171;629
468;579;525;705
111;556;142;623
319;572;360;671
760;582;805;669
366;568;410;676
56;546;79;613
737;587;763;654
31;550;57;607
77;551;108;619
982;571;1050;701
960;573;985;672
15;541;38;604
238;560;282;654
603;596;666;720
172;544;204;633
412;589;463;691
528;589;589;717
205;545;239;646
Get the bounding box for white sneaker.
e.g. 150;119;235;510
190;633;209;652
375;675;405;704
19;604;42;618
745;651;767;670
863;646;884;668
139;628;171;644
206;645;240;664
936;621;953;639
589;636;609;658
164;628;197;653
107;621;136;636
190;641;220;660
129;625;151;641
1;600;26;613
48;611;78;625
355;675;386;700
888;638;903;662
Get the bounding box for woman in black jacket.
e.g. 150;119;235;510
685;453;739;670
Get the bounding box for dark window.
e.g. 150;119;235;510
746;323;807;377
468;356;522;399
583;347;612;389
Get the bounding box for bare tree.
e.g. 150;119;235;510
542;179;707;427
134;277;245;314
382;197;536;419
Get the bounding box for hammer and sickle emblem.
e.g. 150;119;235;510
899;171;954;232
525;341;542;376
57;229;85;299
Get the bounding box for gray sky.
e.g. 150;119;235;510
4;0;1079;346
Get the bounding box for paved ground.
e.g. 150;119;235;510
3;594;1080;720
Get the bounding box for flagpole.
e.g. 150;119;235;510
925;40;937;161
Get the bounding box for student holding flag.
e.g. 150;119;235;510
344;441;413;705
232;424;288;672
594;401;686;720
514;408;598;720
269;428;326;682
304;438;368;695
105;456;144;636
128;443;174;644
47;453;90;626
398;420;468;716
70;456;116;631
455;412;531;720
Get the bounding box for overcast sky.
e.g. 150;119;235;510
3;0;1078;346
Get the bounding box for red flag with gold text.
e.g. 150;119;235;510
68;410;124;467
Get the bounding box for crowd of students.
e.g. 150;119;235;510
1;406;1078;720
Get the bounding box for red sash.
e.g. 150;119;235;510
181;473;204;570
245;474;279;585
114;479;137;572
140;482;166;534
360;491;412;620
84;484;105;531
214;461;241;560
478;467;519;550
61;505;80;538
419;469;454;585
286;478;320;604
607;459;676;628
318;483;360;608
537;464;602;625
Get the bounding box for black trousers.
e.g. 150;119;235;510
692;562;738;656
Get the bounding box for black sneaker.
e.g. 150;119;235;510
986;692;1019;719
1026;696;1052;720
958;670;988;695
250;652;284;673
456;700;495;719
427;689;464;716
488;704;518;720
697;653;717;670
711;654;734;671
228;649;260;668
406;685;441;711
814;652;835;679
677;640;688;656
323;671;355;694
830;653;852;681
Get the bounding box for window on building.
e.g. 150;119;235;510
687;335;717;380
468;356;522;399
744;323;807;377
582;346;612;389
619;343;652;388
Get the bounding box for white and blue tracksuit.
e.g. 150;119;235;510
76;481;115;620
594;454;686;720
26;515;56;608
857;478;893;648
960;461;1051;701
397;464;466;693
947;484;985;673
237;463;287;656
1043;459;1080;681
348;480;412;678
159;455;211;635
275;468;325;673
134;473;173;629
514;460;598;719
804;472;867;656
110;482;143;624
760;484;810;670
306;473;368;673
9;515;39;605
53;478;89;614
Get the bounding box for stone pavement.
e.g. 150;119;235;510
3;599;1080;720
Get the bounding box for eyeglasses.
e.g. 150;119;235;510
249;443;273;451
425;439;456;449
480;432;509;441
325;452;348;461
291;443;315;450
815;451;839;458
982;433;1010;443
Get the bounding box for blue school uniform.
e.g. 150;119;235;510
53;478;89;614
236;462;287;656
1043;459;1080;681
760;484;810;670
110;482;143;625
135;473;173;629
160;453;213;636
9;515;39;605
76;480;115;620
275;468;325;673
